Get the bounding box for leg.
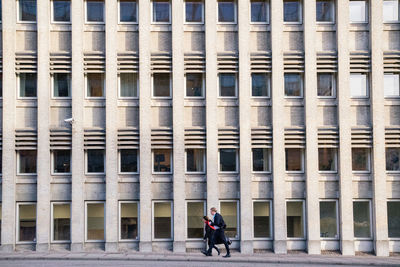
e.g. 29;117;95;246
220;231;230;256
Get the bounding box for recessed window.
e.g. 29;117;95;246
318;148;337;172
349;0;368;23
383;0;399;23
19;73;37;98
153;73;171;98
152;0;171;23
388;201;400;238
53;150;71;174
251;0;268;23
187;202;205;238
219;148;238;172
317;73;335;97
286;201;304;238
285;148;304;172
320;201;338;239
19;0;36;22
186;149;205;173
52;203;71;241
284;73;302;97
18;203;36;242
384;74;400;97
153;149;172;173
119;0;137;23
283;0;301;23
352;148;370;172
18;150;37;174
120;73;138;98
86;202;104;241
386;148;400;172
120;202;138;240
153;202;172;239
316;0;334;23
0;205;2;241
53;73;71;98
218;0;236;23
220;201;238;239
253;201;271;238
52;0;71;22
86;149;105;174
252;148;271;172
219;73;237;97
86;0;104;23
120;149;138;173
186;73;204;98
185;1;203;23
86;73;104;98
0;73;3;98
350;73;368;98
353;201;371;238
252;73;270;97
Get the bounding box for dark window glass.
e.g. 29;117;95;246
86;203;104;240
352;148;370;172
0;73;2;98
120;1;137;22
251;1;267;22
185;2;203;23
186;149;205;172
252;73;269;97
318;148;337;172
284;73;302;97
53;0;70;22
20;73;37;98
386;148;400;171
87;149;104;173
53;204;70;241
388;201;400;238
120;202;138;239
316;0;334;22
120;149;138;173
154;202;172;239
186;73;203;97
320;201;338;238
284;0;300;22
218;1;235;22
252;148;270;172
153;1;170;22
19;150;37;174
254;202;270;238
353;201;371;238
87;73;104;97
287;201;304;238
54;73;71;97
285;148;303;172
87;1;104;22
53;150;71;173
219;73;236;97
120;73;138;97
19;204;36;242
317;73;334;97
153;73;171;97
219;149;237;172
220;202;238;238
187;202;204;238
19;0;36;21
153;149;171;173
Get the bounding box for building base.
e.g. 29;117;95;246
240;240;253;254
307;240;321;255
173;241;186;253
139;241;152;252
71;242;84;252
36;243;49;252
341;240;355;256
375;240;389;257
274;240;287;254
105;242;119;252
1;244;14;252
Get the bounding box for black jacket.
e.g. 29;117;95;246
203;221;215;240
210;213;226;229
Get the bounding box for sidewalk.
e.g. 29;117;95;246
0;251;399;266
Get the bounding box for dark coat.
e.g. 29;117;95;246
210;213;226;229
203;221;215;240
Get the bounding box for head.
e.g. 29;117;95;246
203;216;210;222
210;207;217;216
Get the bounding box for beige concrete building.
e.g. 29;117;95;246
0;0;399;256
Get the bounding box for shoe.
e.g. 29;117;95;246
223;254;231;258
202;251;212;256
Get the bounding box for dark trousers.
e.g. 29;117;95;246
207;239;219;253
207;229;230;255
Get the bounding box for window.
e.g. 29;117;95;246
252;148;271;172
153;73;171;98
350;73;368;98
320;201;338;239
318;148;337;172
53;150;71;174
120;202;138;240
386;148;400;172
219;148;238;172
186;73;204;98
153;202;172;239
52;0;70;22
53;73;71;98
119;0;137;23
86;0;104;23
253;201;271;238
185;1;203;23
387;201;400;238
152;0;171;23
349;0;367;23
316;0;334;23
220;201;238;239
283;0;301;23
86;149;105;174
219;73;237;97
252;73;270;97
87;73;104;98
384;74;400;97
19;73;37;98
19;0;36;22
86;202;104;241
353;201;371;238
119;73;138;98
0;205;1;242
52;203;70;241
383;0;399;22
0;1;2;22
0;73;3;98
187;202;205;238
186;149;205;173
317;73;335;98
352;148;370;172
18;150;37;174
286;201;304;238
218;0;236;23
120;149;138;173
153;149;172;173
251;0;268;23
285;148;304;172
18;203;36;242
284;73;302;97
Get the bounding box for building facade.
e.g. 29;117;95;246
0;0;399;256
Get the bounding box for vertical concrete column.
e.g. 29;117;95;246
337;0;354;256
270;0;286;254
105;0;119;252
70;0;85;251
138;0;153;252
370;1;389;257
1;0;17;252
171;0;186;253
238;0;253;254
303;0;320;255
36;0;51;252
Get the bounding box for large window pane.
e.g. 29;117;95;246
0;205;2;242
316;0;334;22
349;0;367;23
87;73;104;97
317;73;334;97
53;73;71;97
87;149;104;173
383;0;399;22
53;150;71;174
53;203;71;241
19;0;36;22
120;149;138;173
320;201;338;238
318;148;337;172
86;1;104;22
252;148;271;172
120;202;138;240
153;0;170;23
253;202;270;238
18;204;36;242
220;202;238;239
18;150;37;174
218;1;235;23
350;73;368;97
284;73;302;97
154;202;172;239
386;148;400;171
286;201;304;238
120;73;138;97
284;0;301;22
86;203;104;240
120;0;137;22
219;73;236;97
19;73;37;98
219;149;237;172
251;0;268;23
353;201;371;238
384;74;400;97
187;202;204;238
388;201;400;238
185;1;203;23
153;149;172;173
285;148;303;172
0;73;2;98
352;148;370;172
53;0;70;22
186;73;203;97
153;73;171;97
186;149;205;173
252;73;269;97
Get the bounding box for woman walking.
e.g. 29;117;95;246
202;216;220;256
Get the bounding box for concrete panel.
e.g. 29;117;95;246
50;31;72;52
352;181;373;199
184;32;205;52
219;181;240;199
283;31;304;51
50;183;72;201
250;31;271;52
152;182;173;199
251;181;273;199
117;31;139;52
16;107;37;129
16;184;37;201
50;107;72;128
16;31;37;51
185;182;206;199
84;107;106;128
118;106;139;128
118;182;140;200
151;32;172;52
84;183;106;200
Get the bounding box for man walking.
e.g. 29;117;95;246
202;207;231;258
